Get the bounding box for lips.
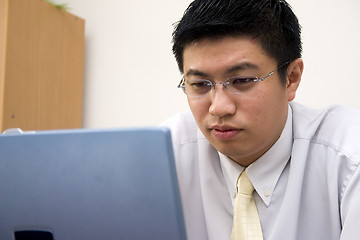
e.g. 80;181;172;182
209;125;242;140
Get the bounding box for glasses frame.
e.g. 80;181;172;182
177;61;291;98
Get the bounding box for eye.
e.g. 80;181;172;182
187;80;212;88
231;77;257;85
227;76;258;93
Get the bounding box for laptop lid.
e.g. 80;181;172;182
0;127;186;240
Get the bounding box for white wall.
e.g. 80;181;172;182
289;0;360;110
56;0;360;128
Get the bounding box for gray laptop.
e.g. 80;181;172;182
0;127;186;240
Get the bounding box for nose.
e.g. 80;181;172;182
209;85;237;118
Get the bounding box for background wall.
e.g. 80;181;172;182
53;0;360;128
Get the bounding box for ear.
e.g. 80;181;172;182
286;58;304;101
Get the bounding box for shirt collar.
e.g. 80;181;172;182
219;152;244;205
219;105;293;207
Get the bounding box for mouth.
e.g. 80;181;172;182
210;126;242;140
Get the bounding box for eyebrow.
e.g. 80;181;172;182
185;62;260;78
226;62;259;74
185;69;208;78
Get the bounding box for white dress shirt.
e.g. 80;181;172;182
161;101;360;240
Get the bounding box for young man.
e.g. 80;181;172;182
162;0;360;239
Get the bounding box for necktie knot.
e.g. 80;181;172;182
237;171;254;195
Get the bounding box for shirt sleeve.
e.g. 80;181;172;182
340;162;360;239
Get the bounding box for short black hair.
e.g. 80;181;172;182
172;0;302;82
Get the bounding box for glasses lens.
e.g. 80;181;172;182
226;77;258;93
185;80;212;97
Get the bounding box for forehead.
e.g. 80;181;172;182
182;36;276;75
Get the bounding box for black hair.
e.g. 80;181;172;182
172;0;302;82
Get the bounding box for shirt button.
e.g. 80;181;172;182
264;189;271;197
232;192;237;199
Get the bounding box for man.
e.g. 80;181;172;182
162;0;360;239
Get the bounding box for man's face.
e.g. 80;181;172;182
182;36;292;166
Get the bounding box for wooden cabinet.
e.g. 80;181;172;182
0;0;85;131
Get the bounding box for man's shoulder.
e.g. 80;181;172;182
291;102;360;162
291;102;360;135
161;111;202;146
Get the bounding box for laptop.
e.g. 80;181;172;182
0;127;186;240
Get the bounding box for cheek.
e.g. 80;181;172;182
250;89;288;131
245;89;286;124
187;98;209;121
255;83;288;107
242;91;270;115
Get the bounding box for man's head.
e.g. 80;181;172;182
172;0;302;83
172;0;304;166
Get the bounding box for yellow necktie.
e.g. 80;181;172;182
230;171;263;240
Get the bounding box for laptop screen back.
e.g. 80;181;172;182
0;127;186;240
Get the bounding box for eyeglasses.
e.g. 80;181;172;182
177;61;290;98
